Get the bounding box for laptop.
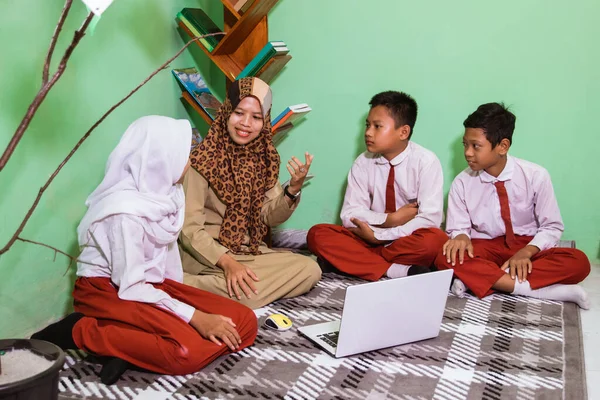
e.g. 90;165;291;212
298;269;453;358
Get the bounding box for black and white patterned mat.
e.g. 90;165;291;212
58;272;586;400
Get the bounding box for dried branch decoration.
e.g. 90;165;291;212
0;0;94;172
0;0;224;262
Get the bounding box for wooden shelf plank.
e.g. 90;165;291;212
257;54;292;84
213;0;279;55
220;0;241;20
177;20;241;80
181;91;215;126
227;17;268;76
272;121;292;136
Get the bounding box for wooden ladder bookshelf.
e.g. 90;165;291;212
176;0;291;128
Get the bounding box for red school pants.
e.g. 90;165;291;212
433;235;591;299
71;277;258;376
307;224;448;281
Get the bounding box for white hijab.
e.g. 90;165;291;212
77;115;192;246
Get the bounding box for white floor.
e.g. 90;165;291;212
581;263;600;399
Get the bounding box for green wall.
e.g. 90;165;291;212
0;0;217;338
1;0;598;338
267;0;600;260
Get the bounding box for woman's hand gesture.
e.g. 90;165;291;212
286;152;314;194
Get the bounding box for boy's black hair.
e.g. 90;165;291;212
463;102;516;148
369;91;418;139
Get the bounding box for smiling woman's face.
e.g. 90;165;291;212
227;96;264;146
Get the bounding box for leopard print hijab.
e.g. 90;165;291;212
190;77;280;254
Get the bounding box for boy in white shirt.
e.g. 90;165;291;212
435;103;591;308
308;91;447;281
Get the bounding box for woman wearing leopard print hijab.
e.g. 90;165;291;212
179;77;321;309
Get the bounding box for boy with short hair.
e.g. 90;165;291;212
435;102;591;308
308;91;447;281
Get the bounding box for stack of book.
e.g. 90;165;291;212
172;68;221;123
230;0;254;13
272;104;312;133
237;41;290;80
176;8;222;52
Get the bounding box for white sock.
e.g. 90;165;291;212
386;263;410;279
512;280;590;310
451;278;467;298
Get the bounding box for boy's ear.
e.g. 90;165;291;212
496;138;511;155
397;124;411;140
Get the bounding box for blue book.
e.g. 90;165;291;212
172;68;222;120
272;103;311;128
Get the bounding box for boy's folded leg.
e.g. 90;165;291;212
386;263;410;278
386;263;435;278
512;280;590;309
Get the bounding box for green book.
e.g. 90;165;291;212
177;13;214;52
237;42;289;79
181;8;222;46
249;46;289;76
178;12;219;48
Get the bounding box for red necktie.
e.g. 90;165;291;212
494;181;516;248
385;163;396;213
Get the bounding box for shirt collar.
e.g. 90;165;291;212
374;142;412;166
479;155;515;183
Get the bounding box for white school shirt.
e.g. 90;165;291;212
446;155;564;251
341;141;444;241
77;214;195;323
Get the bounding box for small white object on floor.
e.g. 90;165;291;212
386;263;410;278
0;349;54;385
451;278;468;298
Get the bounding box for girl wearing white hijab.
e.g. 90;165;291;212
32;116;258;384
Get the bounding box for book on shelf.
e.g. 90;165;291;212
181;8;222;39
176;13;216;52
237;41;290;79
230;0;254;13
177;8;223;52
257;54;292;83
273;122;294;134
272;103;311;131
172;68;222;121
272;123;293;145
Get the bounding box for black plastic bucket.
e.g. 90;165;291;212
0;339;65;400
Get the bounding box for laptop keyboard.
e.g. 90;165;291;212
317;331;339;347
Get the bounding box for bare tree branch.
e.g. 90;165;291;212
43;0;74;84
15;237;102;274
0;32;224;256
18;237;74;263
0;12;94;173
